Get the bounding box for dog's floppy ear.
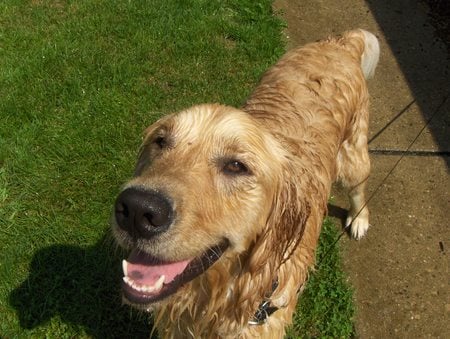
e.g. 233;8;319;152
245;131;330;279
247;161;312;276
233;155;316;316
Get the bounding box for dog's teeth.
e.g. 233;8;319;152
154;275;165;290
123;276;131;286
123;275;165;294
142;285;154;293
122;260;128;276
123;276;139;291
141;275;165;293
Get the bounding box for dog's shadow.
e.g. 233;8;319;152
327;203;348;227
9;233;153;338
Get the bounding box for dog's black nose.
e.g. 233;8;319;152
115;187;174;239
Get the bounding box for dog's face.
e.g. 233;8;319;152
112;104;285;308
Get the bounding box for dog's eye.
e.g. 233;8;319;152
154;136;167;149
222;160;249;175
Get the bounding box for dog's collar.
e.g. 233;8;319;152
248;280;279;325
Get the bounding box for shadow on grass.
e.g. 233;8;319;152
327;203;348;228
9;233;153;338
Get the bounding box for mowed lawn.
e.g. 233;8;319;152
0;0;353;337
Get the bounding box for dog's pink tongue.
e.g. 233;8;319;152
125;250;190;285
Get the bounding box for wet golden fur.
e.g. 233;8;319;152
113;29;379;338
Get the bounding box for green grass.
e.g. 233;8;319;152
0;0;353;337
286;218;355;338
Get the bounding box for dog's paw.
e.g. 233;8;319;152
346;214;369;240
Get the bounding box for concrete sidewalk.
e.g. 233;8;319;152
274;0;449;337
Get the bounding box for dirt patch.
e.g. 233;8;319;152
274;0;450;337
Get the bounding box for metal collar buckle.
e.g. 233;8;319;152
248;280;279;325
248;300;279;325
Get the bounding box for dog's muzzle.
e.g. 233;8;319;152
114;187;174;239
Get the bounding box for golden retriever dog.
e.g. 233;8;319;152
112;29;379;338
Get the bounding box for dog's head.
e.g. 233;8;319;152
112;104;310;309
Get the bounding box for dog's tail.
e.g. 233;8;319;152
358;29;380;79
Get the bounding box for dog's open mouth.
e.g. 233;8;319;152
121;240;229;304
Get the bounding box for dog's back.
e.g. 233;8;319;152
244;29;379;239
244;29;379;143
